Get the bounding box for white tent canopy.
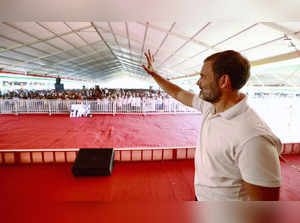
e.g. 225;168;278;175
0;21;300;89
0;0;300;90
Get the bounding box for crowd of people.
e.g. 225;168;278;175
0;86;168;100
0;86;193;113
1;86;299;100
0;86;173;102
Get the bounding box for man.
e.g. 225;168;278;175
142;50;282;201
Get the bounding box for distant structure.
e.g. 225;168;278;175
55;76;64;91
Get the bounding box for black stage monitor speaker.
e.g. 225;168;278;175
72;148;114;176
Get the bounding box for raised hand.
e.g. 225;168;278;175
142;49;156;75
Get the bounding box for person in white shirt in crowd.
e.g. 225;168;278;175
130;93;137;112
116;95;123;112
111;95;117;113
96;97;102;112
142;49;281;201
125;94;132;111
135;93;142;112
130;93;136;112
142;95;154;112
141;95;148;112
150;96;156;112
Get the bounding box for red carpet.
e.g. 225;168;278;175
1;156;300;201
0;160;195;203
0;114;201;149
0;114;300;202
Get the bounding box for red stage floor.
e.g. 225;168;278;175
0;114;299;201
0;114;201;149
2;162;300;223
0;156;300;201
0;160;195;203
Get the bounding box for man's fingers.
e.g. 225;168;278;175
144;52;151;65
148;49;154;62
145;49;155;63
144;49;155;73
145;50;152;63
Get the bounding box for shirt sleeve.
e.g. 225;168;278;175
238;136;281;188
192;95;213;113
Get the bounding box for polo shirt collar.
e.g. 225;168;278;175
218;95;248;120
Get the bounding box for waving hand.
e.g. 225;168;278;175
142;50;156;75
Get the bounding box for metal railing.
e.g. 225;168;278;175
0;99;198;115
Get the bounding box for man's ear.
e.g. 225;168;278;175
218;74;231;89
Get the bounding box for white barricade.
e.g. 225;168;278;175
0;98;198;115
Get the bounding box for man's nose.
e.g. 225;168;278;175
196;78;201;87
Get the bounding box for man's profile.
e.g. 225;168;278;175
142;49;282;201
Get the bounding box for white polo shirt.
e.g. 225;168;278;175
192;94;282;201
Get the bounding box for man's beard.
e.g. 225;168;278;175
199;84;221;103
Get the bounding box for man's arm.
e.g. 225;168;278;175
142;50;195;107
244;182;280;201
238;136;282;201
